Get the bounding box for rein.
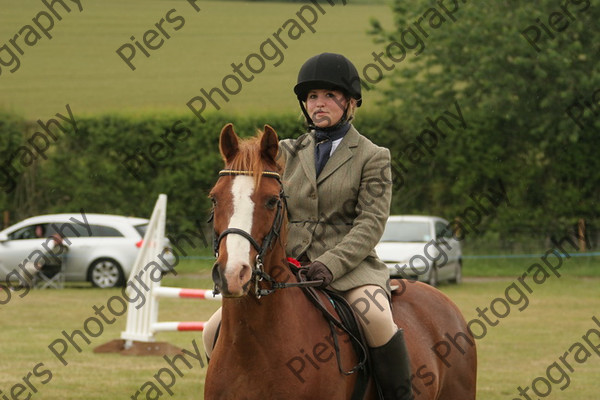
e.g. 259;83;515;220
297;268;369;374
211;169;323;298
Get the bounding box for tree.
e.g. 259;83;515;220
368;0;600;247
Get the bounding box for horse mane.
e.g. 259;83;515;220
225;129;283;187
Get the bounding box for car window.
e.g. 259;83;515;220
45;223;123;238
134;223;147;237
435;221;454;239
380;221;431;242
8;224;49;240
89;224;124;237
45;223;91;238
434;222;449;239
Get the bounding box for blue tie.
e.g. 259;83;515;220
314;123;350;177
315;132;332;177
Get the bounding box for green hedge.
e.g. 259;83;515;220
1;110;597;253
0;112;308;239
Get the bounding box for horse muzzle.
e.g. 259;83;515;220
212;261;253;298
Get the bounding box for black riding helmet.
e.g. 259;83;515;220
294;53;362;129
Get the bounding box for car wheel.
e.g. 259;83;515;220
427;264;438;287
449;260;463;284
88;258;125;288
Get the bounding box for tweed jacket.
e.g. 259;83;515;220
278;125;392;294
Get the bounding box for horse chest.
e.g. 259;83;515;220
205;329;357;400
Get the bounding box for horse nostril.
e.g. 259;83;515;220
239;264;252;283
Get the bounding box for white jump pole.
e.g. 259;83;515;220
120;194;168;347
120;194;221;349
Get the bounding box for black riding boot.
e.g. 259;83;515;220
369;329;413;400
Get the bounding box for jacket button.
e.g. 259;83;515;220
309;192;316;199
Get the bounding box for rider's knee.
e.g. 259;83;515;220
346;286;390;323
345;285;397;346
203;308;222;357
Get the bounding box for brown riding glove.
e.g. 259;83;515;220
304;261;333;288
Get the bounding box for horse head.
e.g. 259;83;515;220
209;123;286;298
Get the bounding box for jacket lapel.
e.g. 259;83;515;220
299;133;317;187
317;126;359;185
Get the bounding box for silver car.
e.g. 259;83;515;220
0;212;173;288
375;215;462;286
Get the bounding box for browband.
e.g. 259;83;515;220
218;169;281;180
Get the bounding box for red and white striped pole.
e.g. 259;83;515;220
152;321;207;332
153;286;222;300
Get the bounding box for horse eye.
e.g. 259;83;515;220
265;196;279;210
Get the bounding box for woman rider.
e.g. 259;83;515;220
204;52;412;400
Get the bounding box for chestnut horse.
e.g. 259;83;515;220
205;124;477;399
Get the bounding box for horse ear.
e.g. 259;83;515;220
261;125;279;162
220;123;239;162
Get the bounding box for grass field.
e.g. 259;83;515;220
2;257;599;399
2;1;599;398
0;0;395;120
462;252;600;278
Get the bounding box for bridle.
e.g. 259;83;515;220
211;169;321;298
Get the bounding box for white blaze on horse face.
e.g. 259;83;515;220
225;176;255;281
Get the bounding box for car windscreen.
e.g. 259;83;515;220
380;221;431;242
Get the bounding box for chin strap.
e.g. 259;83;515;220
299;100;316;130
